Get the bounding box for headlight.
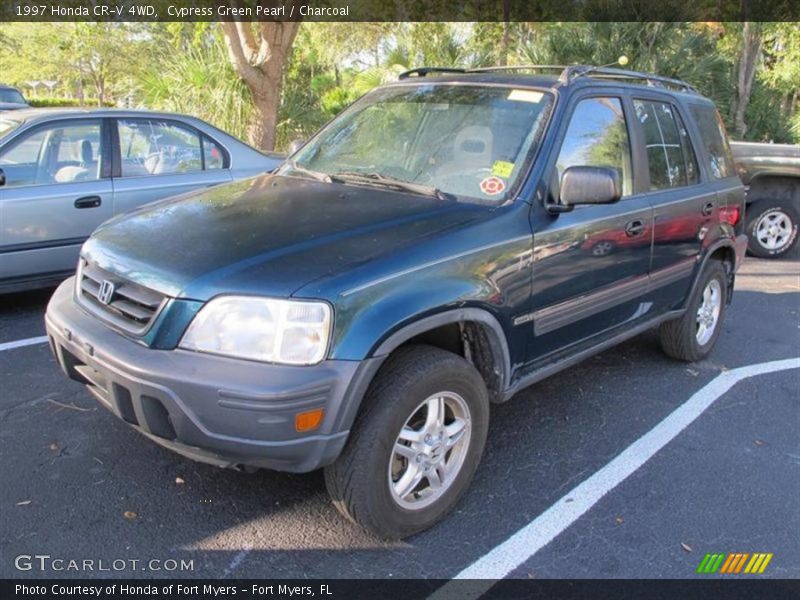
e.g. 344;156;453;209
179;296;332;365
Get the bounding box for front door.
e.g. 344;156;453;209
0;118;112;283
527;93;653;362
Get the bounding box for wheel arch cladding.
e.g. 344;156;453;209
689;241;736;308
374;309;510;403
349;307;511;404
746;175;800;204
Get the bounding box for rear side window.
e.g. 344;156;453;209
118;119;203;177
556;97;633;197
689;104;735;179
634;100;699;190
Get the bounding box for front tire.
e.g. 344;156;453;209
659;261;728;362
745;199;799;258
324;345;489;539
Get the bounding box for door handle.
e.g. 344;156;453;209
701;202;715;216
625;219;645;237
74;196;102;209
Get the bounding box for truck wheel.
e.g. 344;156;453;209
745;199;799;258
324;345;489;539
659;261;728;362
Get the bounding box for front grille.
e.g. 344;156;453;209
77;259;167;335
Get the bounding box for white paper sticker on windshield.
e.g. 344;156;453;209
508;89;544;103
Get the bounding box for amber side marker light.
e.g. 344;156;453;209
295;408;325;432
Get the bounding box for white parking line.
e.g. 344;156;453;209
222;545;252;579
431;357;800;596
0;335;49;352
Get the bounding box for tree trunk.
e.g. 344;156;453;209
221;18;300;152
780;92;790;117
732;22;762;138
250;80;282;151
791;90;798;116
499;1;510;66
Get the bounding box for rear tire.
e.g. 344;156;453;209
324;345;489;539
659;261;728;362
745;199;798;258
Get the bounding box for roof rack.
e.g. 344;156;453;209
396;64;699;95
560;66;699;94
398;67;467;79
467;65;568;74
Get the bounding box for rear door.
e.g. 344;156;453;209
111;117;232;215
0;118;113;283
630;94;712;311
527;91;654;361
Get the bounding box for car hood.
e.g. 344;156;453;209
84;174;491;300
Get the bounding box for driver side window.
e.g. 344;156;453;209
0;121;103;188
556;97;633;197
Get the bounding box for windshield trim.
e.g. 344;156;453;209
289;81;558;206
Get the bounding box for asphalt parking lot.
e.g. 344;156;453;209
1;253;798;581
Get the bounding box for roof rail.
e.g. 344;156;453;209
467;65;568;74
398;67;467;80
561;65;699;94
396;64;700;95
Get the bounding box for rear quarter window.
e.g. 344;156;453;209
689;103;736;180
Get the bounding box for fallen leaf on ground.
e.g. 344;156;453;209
754;439;764;446
615;517;624;524
123;511;137;520
175;477;185;485
681;543;693;553
49;443;59;451
16;500;32;506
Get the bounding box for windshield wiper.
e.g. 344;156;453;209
330;171;453;201
283;160;332;183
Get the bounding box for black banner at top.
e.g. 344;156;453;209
1;0;800;22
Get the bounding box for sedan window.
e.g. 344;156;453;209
118;119;206;177
0;121;104;187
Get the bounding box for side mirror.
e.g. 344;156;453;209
559;166;621;208
0;168;5;186
289;139;305;155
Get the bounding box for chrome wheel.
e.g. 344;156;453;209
755;210;793;251
695;279;722;346
389;392;471;510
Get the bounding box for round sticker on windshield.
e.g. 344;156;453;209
480;175;506;196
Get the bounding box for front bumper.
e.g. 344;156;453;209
45;278;380;472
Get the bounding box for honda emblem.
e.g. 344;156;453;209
97;280;115;305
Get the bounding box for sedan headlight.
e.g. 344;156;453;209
179;296;332;365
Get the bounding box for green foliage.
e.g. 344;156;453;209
138;34;254;143
1;21;798;148
29;97;114;108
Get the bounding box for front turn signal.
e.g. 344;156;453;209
295;408;325;432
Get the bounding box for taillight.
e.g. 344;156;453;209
720;206;740;226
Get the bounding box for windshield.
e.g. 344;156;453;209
287;84;553;202
0;89;26;104
0;118;21;140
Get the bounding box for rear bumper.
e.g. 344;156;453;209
733;234;748;272
45;278;381;472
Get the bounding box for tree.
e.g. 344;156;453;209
221;4;301;151
731;22;763;137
